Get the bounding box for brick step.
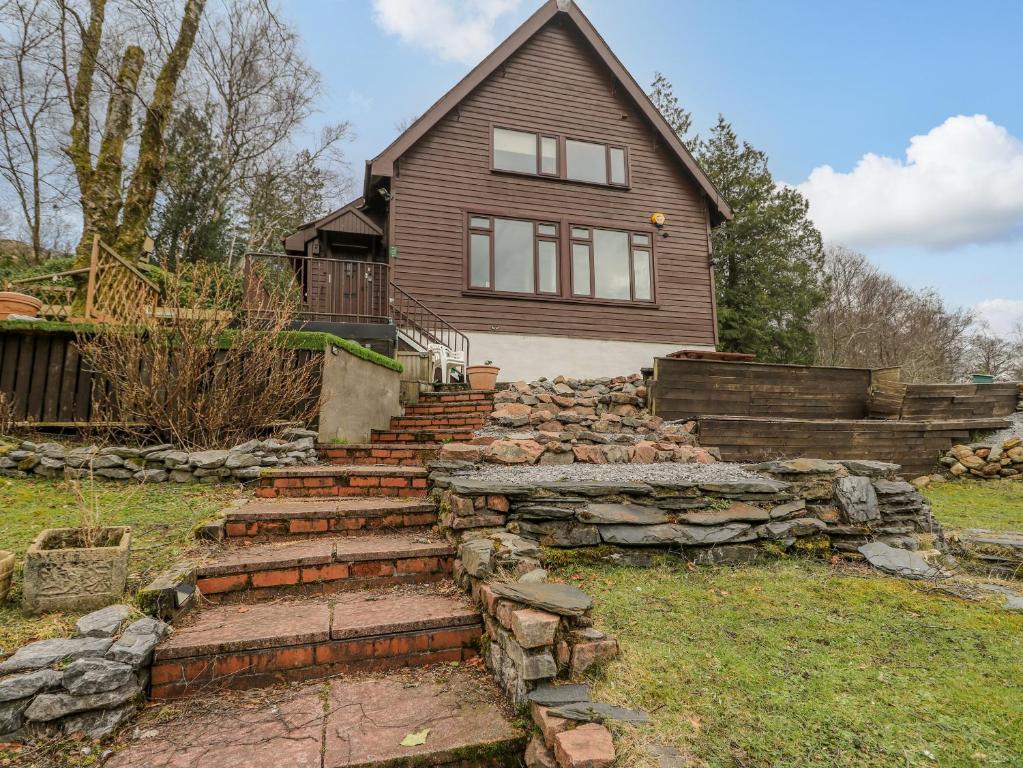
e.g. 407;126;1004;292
109;667;525;767
389;413;486;430
371;427;476;444
318;443;440;466
404;400;494;416
225;497;438;540
256;465;429;499
417;389;495;403
150;589;482;699
196;533;455;600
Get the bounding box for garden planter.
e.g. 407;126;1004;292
22;527;131;614
466;364;500;391
0;291;42;319
0;550;13;603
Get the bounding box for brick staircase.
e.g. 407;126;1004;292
318;389;494;468
138;386;524;765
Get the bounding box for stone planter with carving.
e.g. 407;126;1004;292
22;527;131;614
0;550;14;603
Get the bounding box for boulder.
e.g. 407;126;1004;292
23;683;139;722
484;440;545;465
0;669;62;703
834;476;880;523
187;450;229;469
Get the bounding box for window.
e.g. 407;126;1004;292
492;127;629;187
571;227;653;301
469;215;559;295
493;128;537;174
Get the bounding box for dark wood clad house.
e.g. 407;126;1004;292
284;0;731;379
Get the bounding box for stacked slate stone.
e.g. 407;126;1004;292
0;428;318;484
471;373;711;466
0;605;167;742
939;437;1023;480
751;459;940;553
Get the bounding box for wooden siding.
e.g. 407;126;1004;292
321;210;380;237
650;358;872;421
699;415;1011;478
388;19;716;345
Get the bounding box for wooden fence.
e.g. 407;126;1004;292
650;357;872;421
0;326;320;427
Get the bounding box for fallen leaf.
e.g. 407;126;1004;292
401;729;430;747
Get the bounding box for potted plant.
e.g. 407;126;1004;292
0;550;13;603
21;476;131;614
0;291;42;319
466;360;500;391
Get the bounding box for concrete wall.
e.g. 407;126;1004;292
464;331;712;381
318;346;402;443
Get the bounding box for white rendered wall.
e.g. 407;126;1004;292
464;331;714;381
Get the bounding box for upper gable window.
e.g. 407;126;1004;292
494;128;538;174
492;127;628;187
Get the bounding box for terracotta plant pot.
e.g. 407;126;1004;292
0;550;13;603
22;526;131;614
0;291;42;320
466;364;500;391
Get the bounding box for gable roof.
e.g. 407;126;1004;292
283;196;383;252
367;0;732;223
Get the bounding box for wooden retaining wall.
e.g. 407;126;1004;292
0;327;320;427
896;383;1019;420
698;415;1011;477
650;357;872;421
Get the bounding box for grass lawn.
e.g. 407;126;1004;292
925;480;1023;531
0;476;235;651
557;557;1023;768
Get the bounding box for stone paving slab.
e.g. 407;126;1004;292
108;669;522;768
227;497;436;521
330;590;479;640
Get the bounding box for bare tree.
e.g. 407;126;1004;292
964;322;1023;381
0;0;66;262
815;246;974;382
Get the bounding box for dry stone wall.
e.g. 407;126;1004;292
940;436;1023;480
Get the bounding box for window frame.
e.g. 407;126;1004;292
570;225;655;303
466;213;561;297
489;124;630;189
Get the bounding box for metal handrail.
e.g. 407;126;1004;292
389;282;470;359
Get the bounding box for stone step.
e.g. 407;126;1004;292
150;588;482;699
225;497;439;540
389;413;486;430
417;389;495;403
256;465;429;499
318;443;440;466
110;667;526;767
404;400;494;416
196;533;455;600
371;427;476;444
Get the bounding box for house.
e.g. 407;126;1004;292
280;0;731;380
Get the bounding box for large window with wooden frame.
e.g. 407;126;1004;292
468;215;559;295
570;226;653;302
491;127;628;187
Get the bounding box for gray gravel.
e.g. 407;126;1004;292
462;461;766;485
977;412;1022;448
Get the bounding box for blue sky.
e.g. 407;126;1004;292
287;0;1023;333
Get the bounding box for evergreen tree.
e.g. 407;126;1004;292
648;76;827;363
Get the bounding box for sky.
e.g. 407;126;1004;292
286;0;1023;334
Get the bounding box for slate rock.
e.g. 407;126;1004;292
648;743;688;768
836;459;901;478
528;684;591;706
872;479;916;496
518;568;548;583
512;504;579;521
858;542;949;580
162;451;189;468
62;658;135;695
0;698;29;734
753;517;827;540
491;582;592;616
491;531;541;558
549;701;650;724
576;503;668;526
677;502;772;526
835;476;880;523
0;669;62;703
188;450;229;469
690;544;762;565
598;523;755;547
0;637;113;673
460;538;494;578
24;683;140;721
225;453;259;470
105;618;168;667
61;702;136;739
747;458;841;475
75;604;133;638
977;583;1023;612
447;478;533;497
699;479;791;495
134;468;169;483
516;521;600;548
122;617;169;638
537;481;653;497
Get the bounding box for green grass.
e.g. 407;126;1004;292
556;557;1023;768
926;480;1023;531
0;476;235;650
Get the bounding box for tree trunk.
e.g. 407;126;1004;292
115;0;206;257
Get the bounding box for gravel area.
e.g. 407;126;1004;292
461;461;766;485
978;412;1023;447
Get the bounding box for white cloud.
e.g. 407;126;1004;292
796;115;1023;249
371;0;524;65
974;298;1023;337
